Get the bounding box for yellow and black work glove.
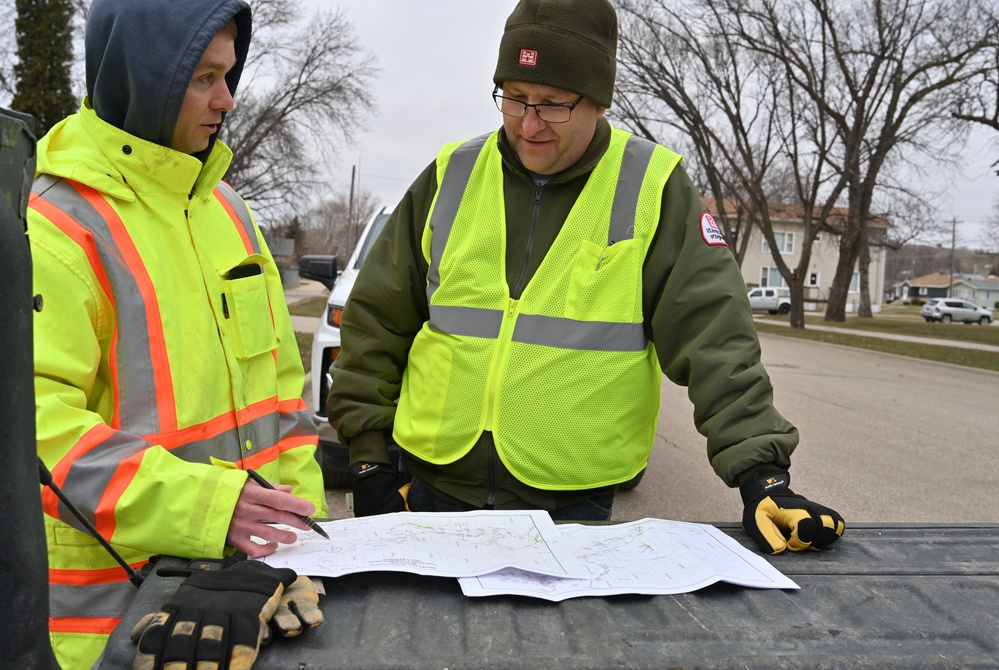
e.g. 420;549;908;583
351;461;410;516
740;470;845;555
269;575;324;639
130;560;298;670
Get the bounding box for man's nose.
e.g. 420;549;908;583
213;82;234;112
521;105;547;133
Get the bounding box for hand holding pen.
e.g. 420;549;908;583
246;469;330;539
227;469;329;557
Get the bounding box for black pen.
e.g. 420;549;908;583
245;468;330;539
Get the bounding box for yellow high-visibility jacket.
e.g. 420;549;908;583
28;100;326;670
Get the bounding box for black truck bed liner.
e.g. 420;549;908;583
99;523;999;669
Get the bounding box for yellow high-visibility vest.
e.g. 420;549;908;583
394;127;682;489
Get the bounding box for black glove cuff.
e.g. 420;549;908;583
351;461;394;479
739;470;792;505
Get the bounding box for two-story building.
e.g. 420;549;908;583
706;200;890;313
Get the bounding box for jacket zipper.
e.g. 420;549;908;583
511;184;543;300
484;297;518;432
486;434;497;508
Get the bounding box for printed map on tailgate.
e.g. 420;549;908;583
260;509;590;579
458;518;799;601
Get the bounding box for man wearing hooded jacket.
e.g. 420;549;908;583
329;0;844;555
28;1;326;667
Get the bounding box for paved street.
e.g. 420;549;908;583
285;281;999;525
615;333;999;524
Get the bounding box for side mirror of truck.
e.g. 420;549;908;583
298;254;338;290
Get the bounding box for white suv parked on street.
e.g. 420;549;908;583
298;206;393;487
920;298;993;325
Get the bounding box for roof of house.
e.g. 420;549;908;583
703;198;891;228
902;272;999;288
965;277;999;290
902;272;956;288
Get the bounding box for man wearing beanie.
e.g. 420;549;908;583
329;0;844;556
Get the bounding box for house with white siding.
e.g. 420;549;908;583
706;200;890;313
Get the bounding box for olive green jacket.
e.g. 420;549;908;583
329;118;794;508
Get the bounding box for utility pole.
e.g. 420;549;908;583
947;217;957;298
348;164;355;255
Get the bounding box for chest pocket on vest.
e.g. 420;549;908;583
222;266;278;359
566;239;642;322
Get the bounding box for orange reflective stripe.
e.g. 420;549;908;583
139;395;281;451
49;563;146;586
49;616;121;635
279;397;308;413
28;194;124;429
243;444;282;470
237;395;281;425
71;181;177;432
28;194;115;306
41;424;118;520
96;449;143;540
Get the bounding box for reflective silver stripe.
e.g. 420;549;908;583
513;314;647;352
426;133;492;303
56;431;149;532
424;130;656;353
59;407;290;530
32;179;161;435
428;306;646;352
429;304;503;338
169;415;272;463
49;582;135;619
609;135;657;244
280;408;319;442
214;182;261;253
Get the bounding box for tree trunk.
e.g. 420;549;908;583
858;230;873;318
824;228;860;322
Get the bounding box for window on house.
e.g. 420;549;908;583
918;287;927;296
849;272;859;292
760;267;786;288
762;232;795;254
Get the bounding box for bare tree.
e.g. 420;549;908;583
221;2;378;220
952;11;999;173
985;195;999;251
0;0;16;103
723;0;997;321
1;0;377;224
295;188;379;262
616;0;848;328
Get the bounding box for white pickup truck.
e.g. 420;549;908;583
747;287;792;314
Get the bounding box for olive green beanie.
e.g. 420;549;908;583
493;0;618;108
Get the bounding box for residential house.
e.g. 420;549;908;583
705;200;890;313
964;278;999;309
901;272;999;308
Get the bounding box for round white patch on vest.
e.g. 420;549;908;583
699;212;727;247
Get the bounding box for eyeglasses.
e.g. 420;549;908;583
492;86;584;124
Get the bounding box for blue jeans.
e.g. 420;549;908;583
407;475;615;521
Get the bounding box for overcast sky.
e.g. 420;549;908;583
312;1;518;211
310;1;997;247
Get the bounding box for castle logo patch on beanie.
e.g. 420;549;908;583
519;49;538;66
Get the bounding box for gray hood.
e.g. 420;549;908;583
85;0;251;151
